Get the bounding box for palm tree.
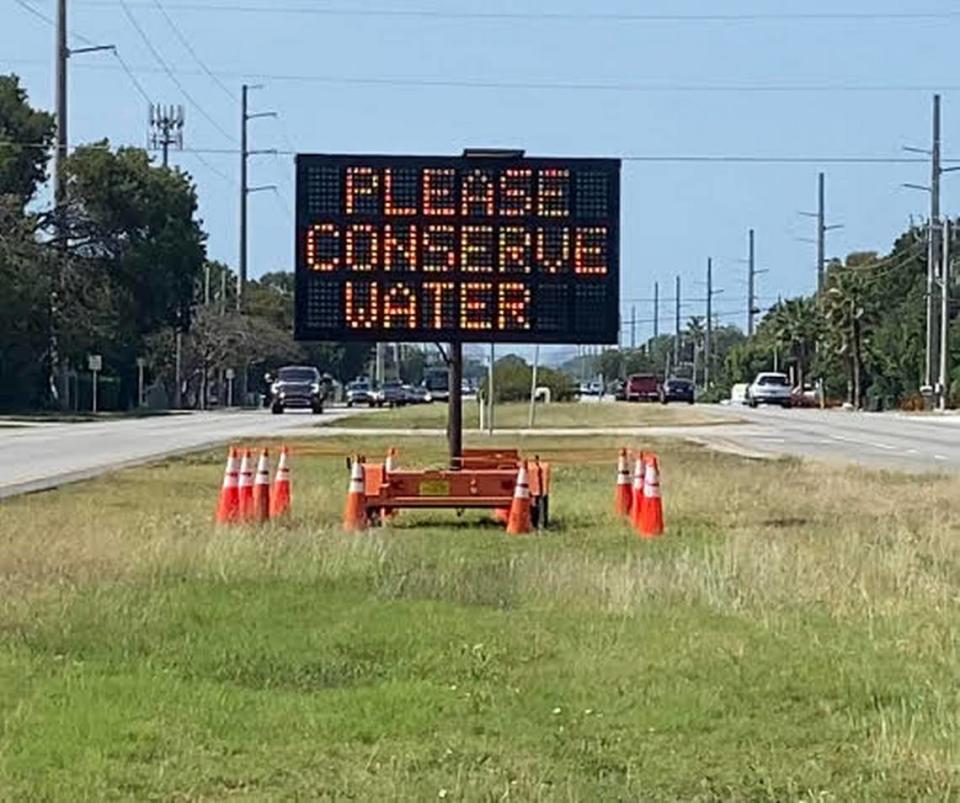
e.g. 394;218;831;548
686;316;705;385
824;266;871;408
768;297;818;389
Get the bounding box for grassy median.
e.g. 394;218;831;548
332;400;726;429
2;435;960;799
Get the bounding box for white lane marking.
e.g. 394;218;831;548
934;454;949;461
868;442;897;451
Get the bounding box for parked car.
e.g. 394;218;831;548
380;380;408;407
345;381;380;408
625;374;661;402
747;372;792;408
660;377;695;404
403;385;433;404
267;365;325;414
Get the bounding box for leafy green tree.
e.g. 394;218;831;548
0;75;55;408
0;75;54;208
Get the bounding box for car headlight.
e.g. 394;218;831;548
310;382;321;393
271;382;280;394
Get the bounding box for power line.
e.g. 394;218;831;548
149;0;237;101
3;138;955;167
57;3;960;23
12;0;54;25
118;0;236;142
8;58;960;95
112;49;152;103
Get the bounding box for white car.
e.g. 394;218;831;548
747;372;792;408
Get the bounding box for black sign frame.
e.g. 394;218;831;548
294;152;621;344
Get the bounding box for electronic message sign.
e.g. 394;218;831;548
294;153;620;344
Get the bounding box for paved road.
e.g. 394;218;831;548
0;409;350;499
695;406;960;472
3;404;959;499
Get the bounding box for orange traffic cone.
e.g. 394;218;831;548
614;448;632;517
269;445;291;518
506;461;533;535
629;454;645;531
252;448;271;523
238;449;254;521
492;507;509;524
638;455;664;538
342;458;368;532
215;447;240;524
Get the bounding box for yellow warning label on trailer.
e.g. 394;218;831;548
419;480;450;497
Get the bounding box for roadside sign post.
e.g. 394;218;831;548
136;357;146;407
88;354;102;413
226;368;235;407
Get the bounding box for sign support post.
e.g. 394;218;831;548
448;342;463;466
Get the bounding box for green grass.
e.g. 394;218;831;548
2;435;960;799
333;400;726;430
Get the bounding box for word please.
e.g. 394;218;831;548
305;222;609;275
339;279;534;331
343;165;573;218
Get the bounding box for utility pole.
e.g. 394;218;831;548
653;281;660;339
801;172;842;297
51;1;113;408
674;275;681;368
630;305;636;349
817;173;826;294
747;229;756;336
238;84;277;312
931;95;942;393
54;0;68;212
705;258;713;390
939;218;951;411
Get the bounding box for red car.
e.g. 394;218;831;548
625;374;661;402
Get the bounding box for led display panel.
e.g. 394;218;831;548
295;153;621;343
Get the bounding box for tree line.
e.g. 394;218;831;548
3;72;954;412
0;74;371;411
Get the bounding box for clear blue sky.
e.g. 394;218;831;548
5;0;959;346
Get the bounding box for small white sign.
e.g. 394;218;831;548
225;368;236;380
88;354;102;372
136;357;146;369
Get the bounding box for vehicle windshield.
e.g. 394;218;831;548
278;368;317;382
348;383;370;392
668;380;692;388
758;375;790;386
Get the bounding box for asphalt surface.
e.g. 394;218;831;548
697;405;960;472
3;403;960;500
0;409;350;499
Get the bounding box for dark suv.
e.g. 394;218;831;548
268;366;325;414
660;377;695;404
